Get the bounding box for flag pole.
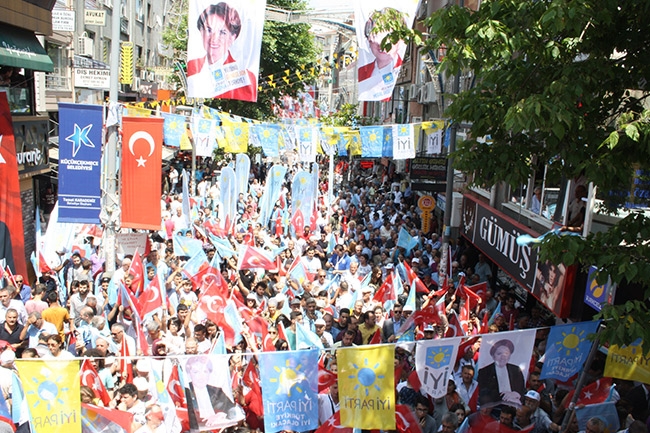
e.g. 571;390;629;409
102;0;123;276
559;324;604;431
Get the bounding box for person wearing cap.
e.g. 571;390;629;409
478;338;526;406
524;390;560;432
422;323;436;340
314;318;333;348
133;376;153;405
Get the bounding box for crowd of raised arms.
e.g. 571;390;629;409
0;157;646;433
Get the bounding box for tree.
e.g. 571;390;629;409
162;0;318;120
382;0;650;350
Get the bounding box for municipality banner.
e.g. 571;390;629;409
58;103;103;223
259;349;319;433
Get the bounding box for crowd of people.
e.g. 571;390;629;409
1;158;647;433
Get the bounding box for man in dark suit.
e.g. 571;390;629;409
184;356;241;431
382;302;404;343
478;339;526;406
625;383;650;421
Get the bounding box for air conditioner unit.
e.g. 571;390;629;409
147;71;155;81
140;69;147;80
408;83;418;100
418;86;427;104
133;77;140;90
424;82;437;103
412;116;422;123
77;36;94;57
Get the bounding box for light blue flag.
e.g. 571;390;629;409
292;171;314;225
404;279;417;312
208;233;237;258
337;133;348;156
296;322;324;349
326;234;336;254
488;302;502;325
235;154;250;199
224;300;244;344
107;275;119;306
220;167;238;223
397;227;419;253
182;169;191;227
575;402;619;433
212;332;227;355
360;126;383;158
394;271;404;296
258;165;288;227
382;126;393;157
11;372;27;425
173;235;204;258
162;112;186;148
256;124;281;157
182;249;209;277
540;320;600;381
259;349;319;433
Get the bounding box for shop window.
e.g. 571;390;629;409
0;67;33;115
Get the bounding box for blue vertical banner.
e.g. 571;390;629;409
259;349;319;433
584;266;616;311
540;320;600;381
58;103;103;223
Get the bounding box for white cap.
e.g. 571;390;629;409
133;377;149;392
0;350;15;366
315;318;326;326
136;359;151;373
524;390;540;401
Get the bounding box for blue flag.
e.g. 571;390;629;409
162;112;186;148
173;235;204;258
575;402;619;433
397;227;419;253
58;103;103;223
540;320;600;381
360;126;383;158
259;349;319;433
296;323;324;350
382;126;393;157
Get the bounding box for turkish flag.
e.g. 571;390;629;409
242;360;263;418
315;412;353;433
196;267;229;320
446;310;466;337
369;328;382;345
81;404;134;432
310;205;318;232
318;353;337;392
135;274;163;318
0;93;27;278
395;405;423;433
563;377;613;408
291;208;305;236
80;359;111;405
237;246;276;270
373;272;396;304
121;116;163;230
167;364;187;408
119;337;133;383
403;261;429;294
127;250;144;296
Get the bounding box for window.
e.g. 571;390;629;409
0;68;33;115
45;43;71;91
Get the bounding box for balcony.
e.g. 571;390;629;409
45;72;71;91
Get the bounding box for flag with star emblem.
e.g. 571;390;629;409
416;337;461;398
80;359;111;405
0;93;27;278
258;164;288;226
338;345;396;429
121;116;164;229
57;103;103;223
393;124;415;160
259;349;319;433
360;126;383;158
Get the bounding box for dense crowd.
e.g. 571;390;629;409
0;158;647;433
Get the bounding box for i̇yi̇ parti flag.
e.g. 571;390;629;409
416;337;461;399
360;125;384;158
259;349;319;433
337;345;396;430
541;320;600;381
604;339;650;383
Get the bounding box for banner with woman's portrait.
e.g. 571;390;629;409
187;0;266;101
354;0;419;101
476;329;536;408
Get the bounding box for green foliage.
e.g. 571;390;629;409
384;0;650;351
319;104;379;127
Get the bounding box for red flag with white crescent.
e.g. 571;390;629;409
0;93;27;278
291;208;305;236
395;404;423;433
135;274;163;318
315;412;353;433
318;353;337;392
80;359;111;405
121;116;163;230
127;250;144;296
167;364;187;408
237;246;276;270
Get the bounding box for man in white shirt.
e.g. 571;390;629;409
317;382;339;425
0;287;27;325
24;311;58;348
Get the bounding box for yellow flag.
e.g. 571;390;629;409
180;129;192;150
346;131;362;156
16;360;81;433
220;116;249;153
337;345;395;429
604;340;650;383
